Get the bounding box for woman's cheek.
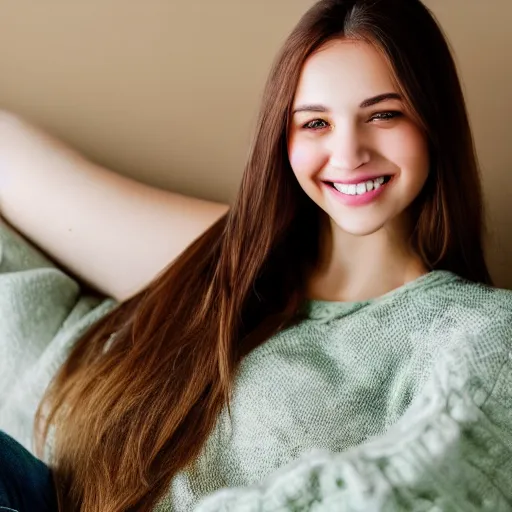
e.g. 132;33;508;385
288;142;321;178
392;123;430;172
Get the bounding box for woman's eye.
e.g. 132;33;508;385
303;119;329;130
369;111;403;122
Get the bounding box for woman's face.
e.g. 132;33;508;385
288;39;429;237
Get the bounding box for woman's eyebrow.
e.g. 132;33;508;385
292;92;402;114
359;92;402;108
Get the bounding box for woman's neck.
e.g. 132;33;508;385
307;217;428;302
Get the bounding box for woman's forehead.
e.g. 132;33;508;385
293;39;399;110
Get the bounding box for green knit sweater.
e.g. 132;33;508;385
0;220;511;511
156;270;512;511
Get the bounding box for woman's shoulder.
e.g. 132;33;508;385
422;271;512;363
419;270;512;320
399;272;511;396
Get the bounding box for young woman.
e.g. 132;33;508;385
0;0;511;510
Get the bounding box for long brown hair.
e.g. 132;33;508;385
35;0;491;510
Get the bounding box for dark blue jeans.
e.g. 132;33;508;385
0;431;57;512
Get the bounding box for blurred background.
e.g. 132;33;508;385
0;0;510;287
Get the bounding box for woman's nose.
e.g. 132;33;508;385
327;123;370;171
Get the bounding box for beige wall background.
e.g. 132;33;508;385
0;0;510;287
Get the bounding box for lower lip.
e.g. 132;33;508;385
323;179;391;206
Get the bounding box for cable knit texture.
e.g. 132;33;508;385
0;219;511;511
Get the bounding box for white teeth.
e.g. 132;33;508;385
332;176;388;196
356;183;366;195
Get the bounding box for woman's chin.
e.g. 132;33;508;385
329;216;387;237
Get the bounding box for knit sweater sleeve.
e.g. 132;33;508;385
194;331;512;512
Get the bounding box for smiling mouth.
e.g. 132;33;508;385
326;175;392;196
